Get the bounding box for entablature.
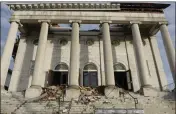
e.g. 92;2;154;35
7;3;120;11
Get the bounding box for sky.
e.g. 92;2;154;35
0;2;175;89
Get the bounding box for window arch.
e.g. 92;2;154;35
114;63;126;71
83;63;98;87
55;63;68;71
83;63;97;71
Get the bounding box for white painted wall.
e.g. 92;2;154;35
9;33;167;92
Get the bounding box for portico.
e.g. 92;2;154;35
2;2;174;98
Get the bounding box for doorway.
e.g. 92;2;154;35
114;63;132;91
114;71;128;90
50;63;68;86
83;63;98;88
52;71;68;86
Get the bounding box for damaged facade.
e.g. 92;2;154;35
1;2;175;99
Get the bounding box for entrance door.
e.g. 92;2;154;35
83;63;98;88
114;70;132;91
83;71;98;87
114;71;128;90
52;71;68;86
113;63;133;91
50;63;69;86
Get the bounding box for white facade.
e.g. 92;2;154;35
8;32;167;92
1;2;175;98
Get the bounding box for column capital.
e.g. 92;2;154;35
69;20;82;24
158;21;168;26
130;21;142;25
38;20;51;25
69;20;81;27
100;20;112;24
9;18;22;27
99;21;112;28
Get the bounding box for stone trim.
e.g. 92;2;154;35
158;21;169;26
130;21;142;25
9;18;22;27
99;21;112;28
7;3;120;11
69;20;82;27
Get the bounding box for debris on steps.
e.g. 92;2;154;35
73;86;102;105
12;85;66;113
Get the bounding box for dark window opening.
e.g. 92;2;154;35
51;71;68;86
83;71;98;88
114;70;132;91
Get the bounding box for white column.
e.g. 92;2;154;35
8;36;27;92
149;36;168;90
160;23;175;82
31;21;49;86
131;22;151;87
101;21;115;86
25;20;49;98
69;20;80;87
1;20;20;87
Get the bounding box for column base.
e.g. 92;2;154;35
25;86;42;99
141;85;159;97
104;86;119;98
65;85;80;101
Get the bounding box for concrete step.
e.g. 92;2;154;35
95;108;144;114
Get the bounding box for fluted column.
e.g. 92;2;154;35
100;21;115;86
8;35;27;92
1;19;21;87
131;22;151;88
69;20;81;88
25;20;50;98
159;23;175;82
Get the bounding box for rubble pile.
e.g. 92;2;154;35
75;87;102;104
41;86;65;101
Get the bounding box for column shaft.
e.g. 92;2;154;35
1;21;19;86
160;24;175;81
69;22;80;86
8;38;27;91
31;22;49;86
102;23;115;86
131;23;150;87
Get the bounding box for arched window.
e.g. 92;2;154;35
50;63;68;86
83;64;97;71
83;63;98;87
114;63;126;71
113;62;132;91
55;63;68;71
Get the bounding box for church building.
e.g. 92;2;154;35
1;2;175;99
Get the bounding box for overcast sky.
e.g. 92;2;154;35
0;2;175;89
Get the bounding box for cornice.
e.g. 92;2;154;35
6;3;120;11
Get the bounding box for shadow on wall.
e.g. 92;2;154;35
45;37;61;86
16;38;35;91
79;36;89;86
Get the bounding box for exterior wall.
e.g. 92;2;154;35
80;36;101;86
14;36;36;91
143;37;160;89
125;36;141;92
149;36;168;90
9;32;167;92
112;36;129;69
